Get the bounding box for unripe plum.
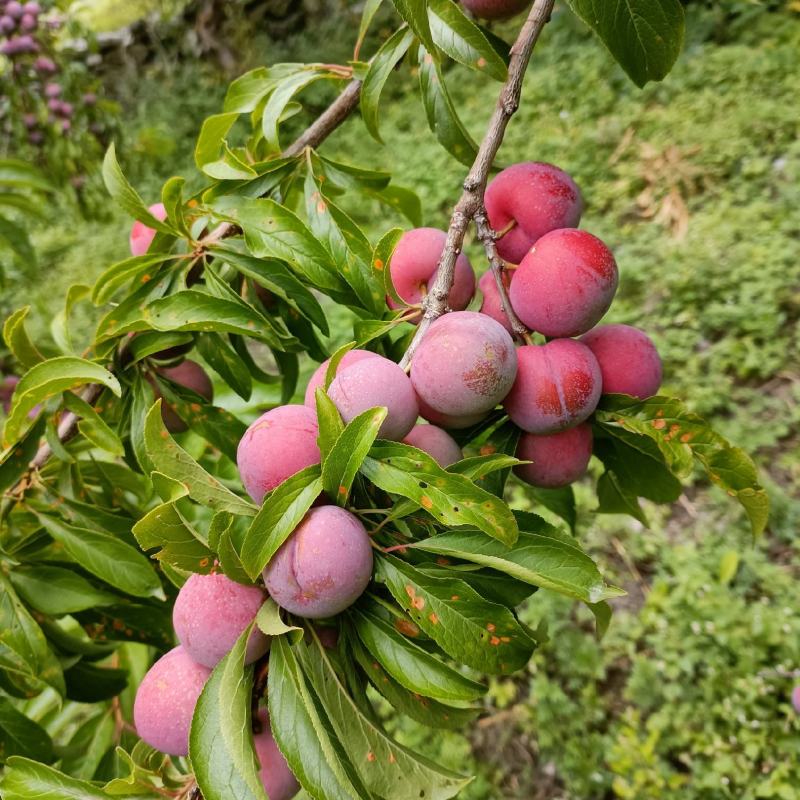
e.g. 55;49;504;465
264;505;372;618
403;423;463;467
173;572;268;669
411;311;517;418
387;227;475;321
328;355;418;440
461;0;529;20
478;270;513;334
580;324;662;399
503;339;601;434
133;646;211;757
485;162;583;264
156;359;213;434
303;348;379;407
510;228;618;337
129;202;167;257
253;710;300;800
514;423;593;488
237;405;320;505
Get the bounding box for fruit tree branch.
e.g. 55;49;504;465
12;76;365;490
398;0;555;369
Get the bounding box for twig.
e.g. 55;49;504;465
397;0;556;369
11;76;366;491
473;204;528;340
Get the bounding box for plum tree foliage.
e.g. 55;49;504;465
0;1;769;799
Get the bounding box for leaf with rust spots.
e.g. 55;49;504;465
375;555;535;675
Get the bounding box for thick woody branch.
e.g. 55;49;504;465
12;76;365;489
473;204;528;340
398;0;555;369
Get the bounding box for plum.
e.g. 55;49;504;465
253;710;300;800
129;203;167;257
403;423;463;467
303;349;380;407
514;423;593;488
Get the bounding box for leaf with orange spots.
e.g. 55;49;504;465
295;628;473;799
596;394;769;537
360;442;518;545
352;608;486;704
351;635;479;731
376;555;535;675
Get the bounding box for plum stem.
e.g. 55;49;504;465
474;205;530;341
397;0;557;369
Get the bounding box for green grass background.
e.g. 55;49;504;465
5;2;800;796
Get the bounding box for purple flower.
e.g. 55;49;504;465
44;81;60;97
33;55;56;73
5;1;23;20
18;11;35;30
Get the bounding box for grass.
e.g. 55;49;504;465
5;2;800;796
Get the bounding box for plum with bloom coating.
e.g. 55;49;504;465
411;311;517;419
263;506;373;618
237;405;320;505
403;423;463;467
133;646;210;757
173;572;268;668
253;710;300;800
303;348;379;407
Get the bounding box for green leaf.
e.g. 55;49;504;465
390;0;437;54
375;555;535;675
316;388;345;463
0;216;35;266
35;514;163;600
60;708;115;780
190;625;268;800
9;566;119;615
719;550;740;585
224;67;274;113
161;176;192;239
102;145;173;233
0;697;53;763
0;416;46;495
350;635;478;731
0;159;52;192
0;574;65;696
255;598;302;643
322;407;387;505
355;0;384;58
361;28;416;142
269;636;376;800
352;608;486;702
2;357;121;447
3;307;44;370
240;465;323;580
595;394;769;537
196;333;252;401
566;0;685;87
428;0;507;81
50;283;91;356
64;661;128;703
63;391;125;457
195;112;251;178
596;469;648;526
527;485;577;532
213;245;329;335
417;564;535;608
143;401;256;517
418;46;479;166
262;68;330;152
409;526;625;604
360;441;518;545
91;253;176;306
209;197;349;297
295;631;473;800
0;757;116;800
365;184;423;227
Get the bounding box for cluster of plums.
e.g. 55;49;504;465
133;573;300;800
130;158;661;784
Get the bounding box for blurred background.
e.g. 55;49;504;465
2;1;799;797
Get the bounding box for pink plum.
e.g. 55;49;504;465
411;311;517;418
461;0;530;19
155;359;213;434
503;340;601;434
253;710;300;800
485;162;583;264
173;572;268;669
514;423;593;488
387;227;476;321
403;423;463;467
328;355;418;440
510;228;618;337
263;505;373;618
237;405;321;505
129;203;167;257
478;270;514;334
303;349;380;407
133;646;211;757
580;324;663;399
